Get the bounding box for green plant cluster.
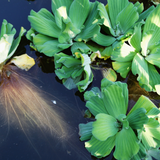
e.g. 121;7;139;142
79;78;160;159
2;0;160;159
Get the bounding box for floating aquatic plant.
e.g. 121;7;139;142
54;42;93;92
79;78;160;159
108;4;160;95
26;0;106;56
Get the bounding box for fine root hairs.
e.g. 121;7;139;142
0;64;70;140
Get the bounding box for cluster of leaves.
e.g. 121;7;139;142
79;78;160;160
101;2;160;95
0;19;35;72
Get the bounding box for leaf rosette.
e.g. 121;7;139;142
109;4;160;95
26;0;106;56
79;78;160;159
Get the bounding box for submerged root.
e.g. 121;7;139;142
0;64;70;140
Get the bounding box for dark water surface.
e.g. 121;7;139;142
0;0;112;160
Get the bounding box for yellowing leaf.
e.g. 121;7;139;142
10;54;35;71
101;68;117;82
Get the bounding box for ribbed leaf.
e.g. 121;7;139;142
28;10;61;38
127;108;148;129
8;27;26;59
108;0;129;29
112;61;131;78
114;127;139;160
92;32;116;46
86;97;108;116
98;3;114;35
146;51;160;68
145;118;159;129
92;113;119;141
111;42;136;62
146;64;160;93
79;122;93;141
141;130;158;150
102;85;127;118
33;34;64;56
128;95;157;115
129;24;141;52
143;4;160;38
101;78;128;109
147;108;160;118
51;0;73;15
71;42;90;54
85;135;116;158
116;3;139;34
132;53;149;86
69;0;90;29
84;87;102;101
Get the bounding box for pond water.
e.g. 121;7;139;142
0;0;159;160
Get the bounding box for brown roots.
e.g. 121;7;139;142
0;64;70;140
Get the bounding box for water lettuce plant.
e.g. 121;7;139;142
91;0;154;47
54;42;93;92
108;4;160;95
79;78;160;159
26;0;108;56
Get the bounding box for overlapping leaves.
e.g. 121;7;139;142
79;78;160;159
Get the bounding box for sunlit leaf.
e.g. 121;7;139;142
92;113;119;141
128;95;157;115
85;135;116;158
69;0;90;29
86;97;108;116
114;127;139;160
127;108;148;129
10;54;35;71
132;53;149;86
102;85;127;118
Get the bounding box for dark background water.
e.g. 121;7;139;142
0;0;112;160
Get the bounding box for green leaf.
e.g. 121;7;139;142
33;34;66;56
128;95;157;115
86;97;108;116
148;148;160;159
111;42;136;62
108;0;129;29
147;107;160;118
141;129;158;150
102;84;127;118
114;127;139;160
129;24;141;52
132;53;149;86
138;5;155;22
145;51;160;68
92;31;116;46
112;61;131;78
101;78;128;109
101;68;117;82
116;3;139;34
69;0;90;29
85;135;116;158
8;27;26;59
84;87;102;101
28;10;61;38
143;4;160;40
127;108;148;129
98;3;114;35
92;113;119;141
71;42;90;54
79;122;93;141
51;0;73;15
145;118;159;129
